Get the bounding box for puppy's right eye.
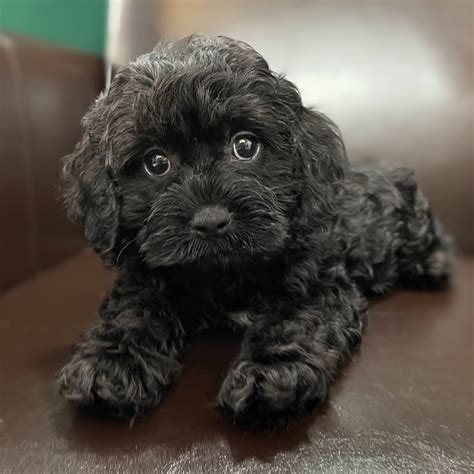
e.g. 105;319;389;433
231;132;261;161
144;153;171;177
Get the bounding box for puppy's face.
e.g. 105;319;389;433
123;124;293;268
62;36;348;269
119;70;299;268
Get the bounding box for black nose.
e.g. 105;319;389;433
191;206;231;237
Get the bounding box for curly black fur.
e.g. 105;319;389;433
57;35;452;429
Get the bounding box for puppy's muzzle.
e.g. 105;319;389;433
191;205;232;238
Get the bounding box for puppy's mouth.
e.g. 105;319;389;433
140;217;287;268
139;201;288;269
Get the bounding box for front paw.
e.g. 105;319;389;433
57;345;180;418
216;360;328;430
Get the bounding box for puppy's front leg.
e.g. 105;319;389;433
217;280;367;429
57;270;184;418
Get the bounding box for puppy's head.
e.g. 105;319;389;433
62;35;348;269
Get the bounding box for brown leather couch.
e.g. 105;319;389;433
0;2;472;470
0;33;103;291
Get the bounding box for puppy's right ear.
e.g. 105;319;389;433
61;98;120;268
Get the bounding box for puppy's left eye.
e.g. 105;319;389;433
144;152;171;177
232;132;261;161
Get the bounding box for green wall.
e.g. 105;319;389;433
0;0;107;56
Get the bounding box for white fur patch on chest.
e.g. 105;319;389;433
226;310;254;328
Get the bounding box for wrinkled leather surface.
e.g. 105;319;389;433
0;250;472;472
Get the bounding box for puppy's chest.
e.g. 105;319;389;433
164;265;283;331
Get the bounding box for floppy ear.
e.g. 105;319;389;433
297;107;349;183
271;74;348;183
292;106;350;231
61;101;120;268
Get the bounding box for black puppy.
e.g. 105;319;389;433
58;35;452;429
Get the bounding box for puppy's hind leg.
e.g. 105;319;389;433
395;173;453;290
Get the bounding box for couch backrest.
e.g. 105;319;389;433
0;33;104;291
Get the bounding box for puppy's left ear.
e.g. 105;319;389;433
61;98;120;268
290;98;350;229
295;107;349;184
272;74;348;183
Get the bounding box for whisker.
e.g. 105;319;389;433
116;236;139;265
